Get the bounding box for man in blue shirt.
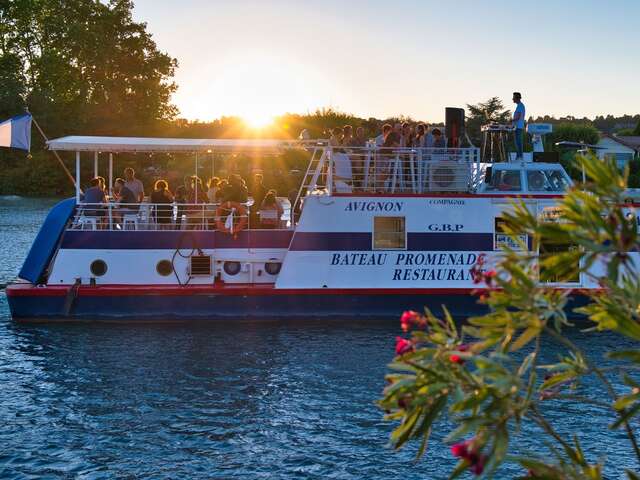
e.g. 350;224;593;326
512;92;525;160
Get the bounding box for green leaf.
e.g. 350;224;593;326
608;350;640;363
611;402;640;430
510;326;540;352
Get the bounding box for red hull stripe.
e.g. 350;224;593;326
7;283;481;297
6;283;594;298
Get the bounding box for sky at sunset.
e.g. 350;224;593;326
132;0;640;124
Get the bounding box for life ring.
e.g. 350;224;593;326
215;201;248;234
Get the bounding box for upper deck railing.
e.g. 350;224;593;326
68;200;291;232
299;145;480;199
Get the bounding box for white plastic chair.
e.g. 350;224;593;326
123;214;139;230
78;215;98;230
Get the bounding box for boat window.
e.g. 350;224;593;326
494;218;528;251
484;169;522;192
373;216;406;250
526;169;570;192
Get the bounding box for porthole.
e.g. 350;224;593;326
223;261;241;276
156;259;173;277
90;259;107;277
264;262;282;275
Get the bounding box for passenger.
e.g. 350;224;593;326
82;177;106;220
123;167;144;202
189;176;208;204
415;124;426;147
329;127;343;147
173;176;192;229
401;123;413;148
432;128;446;148
342;125;353;147
251;173;267;212
378;131;401;191
216;179;229;202
259;190;284;229
206;177;220;204
112;177;138;228
375;123;392;147
423;123;434;148
222;174;249;203
150;180;174;228
351;126;367;147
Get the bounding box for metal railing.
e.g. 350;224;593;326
299;145;480;197
69;201;290;231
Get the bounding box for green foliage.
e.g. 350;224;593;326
380;154;640;478
550;123;600;148
635;120;640;136
466;97;511;145
616;128;637;137
0;0;177;137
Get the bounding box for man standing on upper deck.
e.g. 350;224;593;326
511;92;526;160
124;167;145;203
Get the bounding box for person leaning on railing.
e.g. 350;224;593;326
150;180;174;229
259;190;283;229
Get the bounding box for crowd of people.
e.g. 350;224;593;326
328;122;447;150
80;168;287;230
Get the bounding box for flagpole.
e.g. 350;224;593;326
30;116;81;193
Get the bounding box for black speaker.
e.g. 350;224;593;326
533;152;560;163
445;107;465;147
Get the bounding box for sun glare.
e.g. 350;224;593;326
191;51;329;126
242;111;274;129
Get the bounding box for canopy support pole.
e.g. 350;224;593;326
94;151;98;178
195;152;199;204
108;153;113;196
75;151;81;203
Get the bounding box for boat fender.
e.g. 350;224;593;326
215;202;248;235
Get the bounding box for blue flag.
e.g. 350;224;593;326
0;113;32;151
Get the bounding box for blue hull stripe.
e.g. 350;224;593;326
289;232;492;251
60;230;493;252
61;230;294;249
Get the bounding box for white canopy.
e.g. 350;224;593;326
47;136;297;153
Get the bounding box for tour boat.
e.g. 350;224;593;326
6;123;616;321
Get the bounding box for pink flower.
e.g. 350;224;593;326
449;354;464;364
395;337;413;355
456;343;470;352
400;310;420;332
451;439;486;476
470;458;485;475
450;441;469;458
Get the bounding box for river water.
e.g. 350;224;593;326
0;196;637;478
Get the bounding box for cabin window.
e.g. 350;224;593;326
494;217;528;251
485;170;522;192
526;170;570;192
373;216;406;250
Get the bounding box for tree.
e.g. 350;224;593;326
466;97;511;145
550;123;600;147
380;155;640;479
0;0;177;137
634;119;640;136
